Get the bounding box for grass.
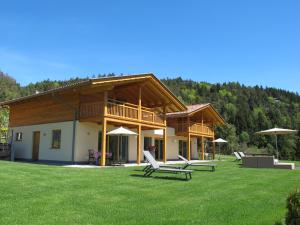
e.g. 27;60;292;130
0;159;299;225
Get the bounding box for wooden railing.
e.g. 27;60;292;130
171;122;214;136
141;109;164;124
190;123;214;136
80;101;103;118
107;102;138;120
79;100;165;125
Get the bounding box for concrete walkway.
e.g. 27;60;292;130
64;160;213;169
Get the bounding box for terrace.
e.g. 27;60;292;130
79;99;165;126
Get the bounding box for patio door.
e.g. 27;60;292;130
179;140;188;158
154;139;164;161
32;131;40;161
98;132;128;163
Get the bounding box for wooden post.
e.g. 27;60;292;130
212;137;216;160
100;118;107;166
103;91;108;116
187;134;191;160
163;128;167;162
212;123;215;159
138;86;142;121
137;125;141;164
201;136;205;160
100;91;108;166
163;104;167;126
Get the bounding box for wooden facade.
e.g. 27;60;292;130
167;104;225;160
1;74;187;166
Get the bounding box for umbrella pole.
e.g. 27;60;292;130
275;134;278;159
218;144;221;160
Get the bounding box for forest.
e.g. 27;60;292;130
1;71;299;160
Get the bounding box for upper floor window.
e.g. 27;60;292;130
52;130;61;149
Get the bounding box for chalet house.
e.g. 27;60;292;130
0;74;225;166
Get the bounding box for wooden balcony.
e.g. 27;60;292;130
170;122;214;137
79;100;165;126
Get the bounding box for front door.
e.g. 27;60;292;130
32;131;40;161
154;139;164;161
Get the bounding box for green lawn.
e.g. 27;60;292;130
0;160;299;225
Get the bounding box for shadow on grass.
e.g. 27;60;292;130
130;174;191;181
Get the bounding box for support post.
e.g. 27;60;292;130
100;91;108;166
163;104;167;126
100;118;107;166
201;136;205;160
163;128;167;162
137;125;141;164
187;133;191;160
138;86;142;121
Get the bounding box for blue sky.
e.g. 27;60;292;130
0;0;299;93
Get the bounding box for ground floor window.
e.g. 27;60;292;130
179;140;188;158
51;130;61;149
15;132;23;141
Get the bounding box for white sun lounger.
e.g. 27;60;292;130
143;151;192;180
233;152;242;161
238;152;246;157
178;155;216;172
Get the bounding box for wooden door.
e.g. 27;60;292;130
32;131;40;161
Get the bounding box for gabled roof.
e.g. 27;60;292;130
0;73;187;112
167;103;225;125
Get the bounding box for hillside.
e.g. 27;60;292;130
0;71;299;159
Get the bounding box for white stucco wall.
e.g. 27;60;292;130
11;121;202;163
74;122;100;162
11;121;74;162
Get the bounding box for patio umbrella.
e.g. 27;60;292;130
212;138;228;160
106;127;137;163
255;127;298;159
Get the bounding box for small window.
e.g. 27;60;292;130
15;132;23;141
52;130;61;149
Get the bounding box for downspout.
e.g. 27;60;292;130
51;93;79;164
71;110;77;164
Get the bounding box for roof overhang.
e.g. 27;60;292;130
167;103;225;125
0;73;187;113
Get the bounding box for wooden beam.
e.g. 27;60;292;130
138;86;142;121
100;118;107;166
187;133;191;160
137;125;141;164
163;128;167;162
103;91;108;116
201;136;205;160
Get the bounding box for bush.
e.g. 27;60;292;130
285;189;300;225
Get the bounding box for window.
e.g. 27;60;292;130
52;130;61;149
15;132;23;141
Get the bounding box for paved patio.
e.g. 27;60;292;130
64;160;212;168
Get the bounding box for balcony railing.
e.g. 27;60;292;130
171;122;214;136
79;100;165;125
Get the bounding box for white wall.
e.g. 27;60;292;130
74;122;100;162
11;122;202;163
11;121;74;162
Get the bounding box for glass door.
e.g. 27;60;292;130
154;139;164;161
179;140;188;158
98;132;128;164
